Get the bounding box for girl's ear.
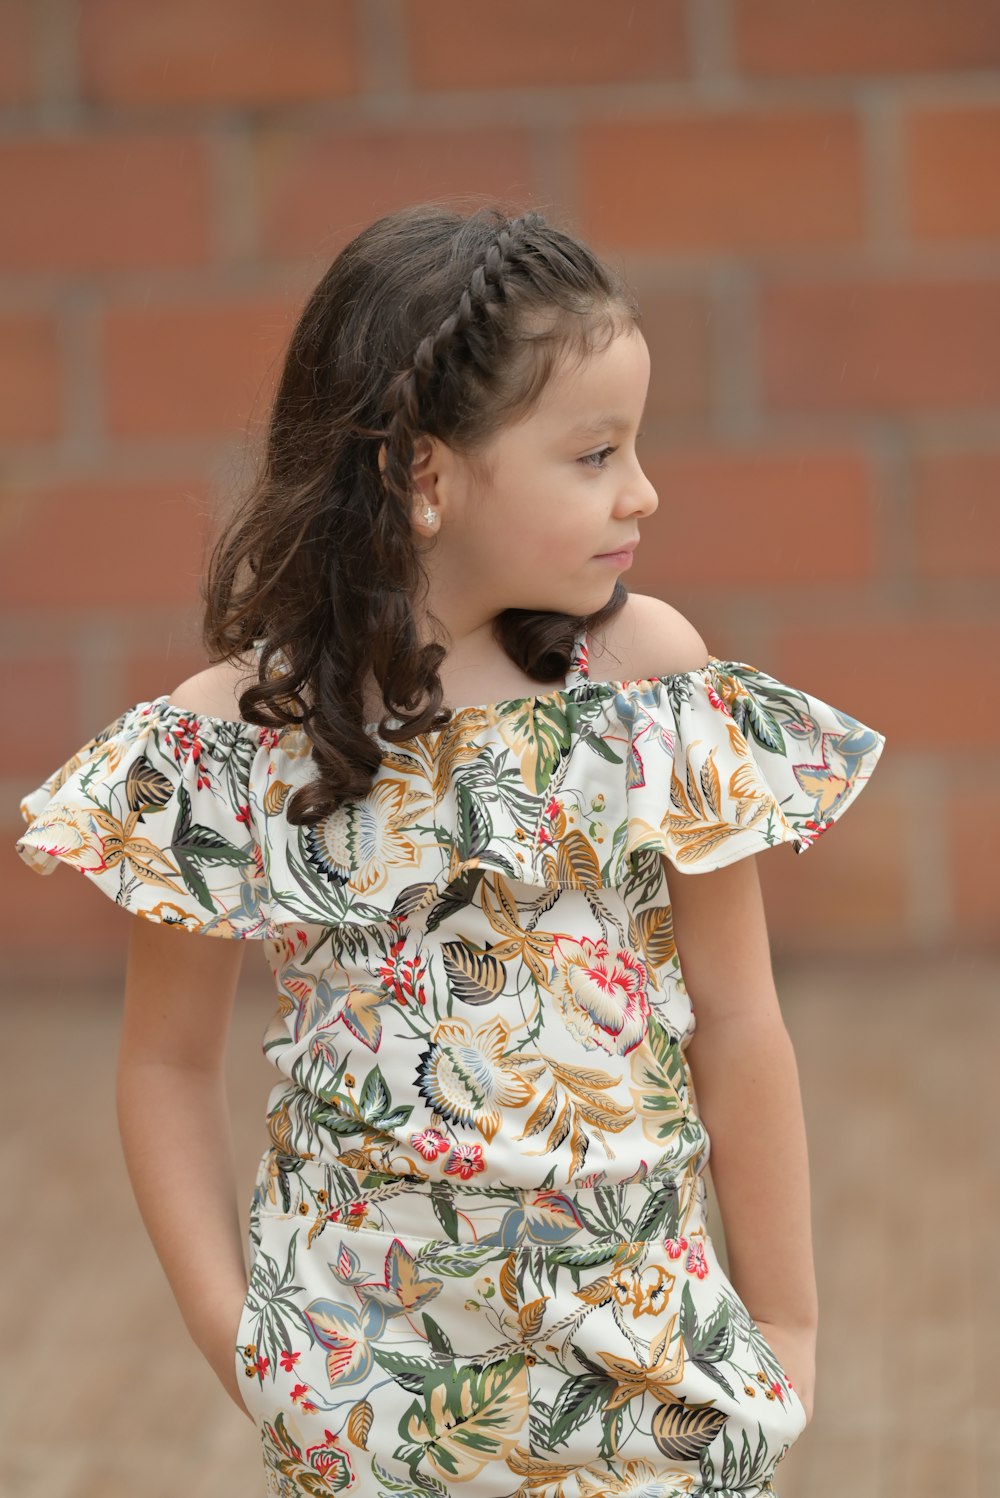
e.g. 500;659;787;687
377;435;434;475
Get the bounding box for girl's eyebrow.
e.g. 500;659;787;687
569;413;637;435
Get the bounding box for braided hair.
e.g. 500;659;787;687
203;202;639;823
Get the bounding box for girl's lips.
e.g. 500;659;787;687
594;550;635;566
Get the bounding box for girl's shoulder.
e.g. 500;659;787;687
166;652;261;726
587;592;710;684
160;595;710;728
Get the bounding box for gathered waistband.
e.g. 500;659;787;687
249;1147;710;1251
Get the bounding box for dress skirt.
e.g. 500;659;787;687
233;1147;807;1498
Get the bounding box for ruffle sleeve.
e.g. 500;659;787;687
613;655;887;878
15;699;278;939
246;654;887;926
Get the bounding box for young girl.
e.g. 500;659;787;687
16;203;885;1498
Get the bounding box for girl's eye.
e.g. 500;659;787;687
580;445;617;470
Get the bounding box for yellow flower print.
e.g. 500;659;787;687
304;778;432;896
597;1313;685;1411
609;1261;677;1319
415;1016;536;1143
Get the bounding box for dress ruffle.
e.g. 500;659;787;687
15;656;886;937
15;700;277;939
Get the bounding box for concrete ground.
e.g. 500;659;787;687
0;948;995;1497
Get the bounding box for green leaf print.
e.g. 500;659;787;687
546;1236;623;1269
372;1346;449;1394
429;1181;460;1242
630;1183;682;1243
414;1241;505;1277
546;1370;617;1449
312;1063;413;1138
371;1454;451;1498
422;1314;454;1358
580;728;625;764
629;1016;689;1146
454;778;494;862
170;782;256;911
399;1354;529;1483
242;1232;313;1383
680;1281;737;1398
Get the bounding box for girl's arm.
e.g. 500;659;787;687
663;853;818;1419
115;916;253;1420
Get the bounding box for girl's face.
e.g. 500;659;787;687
406;324;659;641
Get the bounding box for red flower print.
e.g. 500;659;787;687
685;1240;709;1279
705;683;733;717
771;1379;786;1403
326;1199;368;1226
236;802;252;827
290;1382;310;1402
305;1430;354;1487
164;715;214;790
377;934;429;1006
445;1144;485;1180
254;1354;270;1377
412;1128;450;1161
798;817;834;850
664;1236;688;1260
552;934;651;1057
279;1350;301;1372
258;727;281;750
545;797;561;820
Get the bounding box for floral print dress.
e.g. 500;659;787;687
15;631;886;1498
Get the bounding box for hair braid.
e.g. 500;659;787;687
377;214;536;566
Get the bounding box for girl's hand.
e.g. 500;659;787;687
753;1320;816;1424
198;1290;257;1424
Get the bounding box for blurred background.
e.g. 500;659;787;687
2;2;997;1495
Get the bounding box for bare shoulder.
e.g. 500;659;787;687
587;592;710;683
167;652;260;724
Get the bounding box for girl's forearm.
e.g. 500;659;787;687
115;1058;248;1359
685;1008;818;1333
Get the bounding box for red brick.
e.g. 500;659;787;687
761;279;1000;412
913;450;1000;580
906;108;1000;242
759;792;904;956
104;298;298;437
0;0;38;106
635;290;714;422
578;112;864;251
950;790;1000;935
733;0;1000;76
79;0;361;107
405;0;688;89
772;622;1000;750
0;134;212;273
0;314;60;439
631;448;877;592
5;655;79;776
256;125;537;259
1;480;214;608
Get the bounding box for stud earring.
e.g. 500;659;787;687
423;505;437;527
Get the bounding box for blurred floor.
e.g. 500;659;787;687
0;948;995;1497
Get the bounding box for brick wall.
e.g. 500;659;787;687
4;0;997;966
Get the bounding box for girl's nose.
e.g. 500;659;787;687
632;469;658;517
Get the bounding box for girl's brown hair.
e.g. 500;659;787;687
202;201;639;825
